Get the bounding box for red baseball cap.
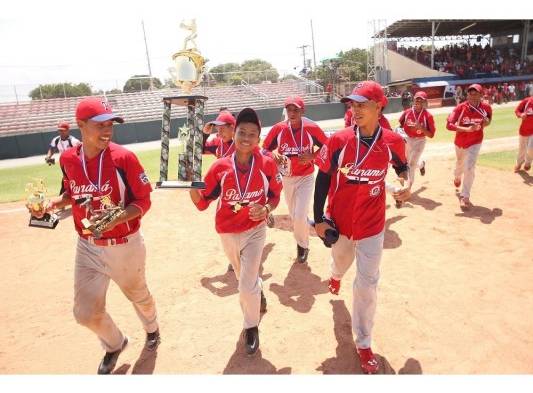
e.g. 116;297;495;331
236;107;261;130
206;111;236;127
341;81;385;104
57;121;70;130
284;96;305;110
414;91;428;100
75;97;124;123
467;84;482;93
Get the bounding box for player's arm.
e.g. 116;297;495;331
446;107;476;133
483;106;492;127
262;125;286;164
423;114;436;138
313;142;336;237
515;100;526;119
389;139;411;202
189;164;221;211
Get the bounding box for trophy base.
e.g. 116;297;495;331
156;180;206;190
29;213;59;229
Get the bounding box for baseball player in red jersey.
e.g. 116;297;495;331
262;96;328;263
190;108;282;355
514;96;533;172
345;98;391;130
313;81;410;374
202;110;236;158
446;84;492;210
398;91;436;185
28;97;160;374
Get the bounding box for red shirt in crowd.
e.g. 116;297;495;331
446;101;493;148
316;126;407;240
193;148;282;234
60;143;152;239
203;136;235;158
399;107;436;138
262;119;328;176
515;97;533;136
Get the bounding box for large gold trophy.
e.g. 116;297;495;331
80;195;125;239
157;19;208;189
25;179;59;229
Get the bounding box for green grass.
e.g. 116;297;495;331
424;106;519;144
0;149;216;203
477;149;518;171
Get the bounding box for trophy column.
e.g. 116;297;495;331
156;95;207;189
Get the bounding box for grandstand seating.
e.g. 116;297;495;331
0;81;326;136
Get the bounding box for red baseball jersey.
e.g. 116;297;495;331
60;142;152;239
399;108;436;138
203;135;235;158
316;127;407;240
344;108;353;128
379;114;392;130
515;97;533;136
446;101;492;148
193;149;283;234
262;120;328;176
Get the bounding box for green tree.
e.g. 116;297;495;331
105;88;123;95
240;59;279;84
208;63;240;84
310;48;368;86
29;82;92;100
123;75;162;93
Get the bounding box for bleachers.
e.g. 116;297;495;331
0;81;326;136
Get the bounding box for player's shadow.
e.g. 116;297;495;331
200;243;274;297
269;262;329;313
455;206;503;224
316;300;423;375
407;186;442;211
517;170;532;186
111;346;159;375
222;332;292;374
384;215;406;249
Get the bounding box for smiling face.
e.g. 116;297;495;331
77;119;113;154
216;123;235;143
286;104;303;124
350;100;381;130
234;122;260;154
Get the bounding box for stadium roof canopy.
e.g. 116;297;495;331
376;19;532;39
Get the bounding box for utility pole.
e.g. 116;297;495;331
297;44;310;73
142;20;154;90
310;20;317;70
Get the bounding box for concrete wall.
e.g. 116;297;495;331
0;102;348;160
380;50;453;83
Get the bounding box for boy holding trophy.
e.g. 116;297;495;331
27;97;160;374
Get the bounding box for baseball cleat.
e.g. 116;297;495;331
97;336;128;375
357;347;379;374
453;178;461;188
524;163;531;171
514;164;522;173
260;290;267;313
227;263;234;272
296;245;309;263
459;196;472;211
145;329;161;351
328;277;341;295
419;160;426;176
244;327;259;355
395;199;403;208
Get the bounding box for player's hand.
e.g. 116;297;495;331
298;152;314;164
392;178;411;202
272;151;287;165
521;113;528;120
202;123;214;135
315;221;334;239
248;203;268;221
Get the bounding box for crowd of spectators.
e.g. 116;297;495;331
394;43;533;78
455;81;533;105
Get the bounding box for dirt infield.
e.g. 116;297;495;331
1;157;532;374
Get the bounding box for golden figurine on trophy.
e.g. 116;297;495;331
25;178;59;229
80;194;125;239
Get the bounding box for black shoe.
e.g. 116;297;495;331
420;160;426;176
395;199;403;209
296;245;309;263
244;327;259;355
227;263;234;272
97;336;128;375
145;329;160;351
260;290;267;313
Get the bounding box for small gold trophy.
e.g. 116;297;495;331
25;179;59;229
80;195;125;239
